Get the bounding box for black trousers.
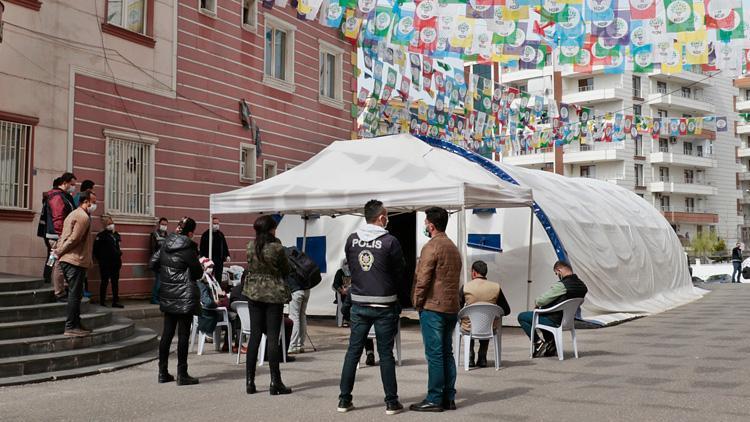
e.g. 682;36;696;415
99;266;120;304
159;312;193;375
60;262;85;330
469;339;490;360
247;300;283;380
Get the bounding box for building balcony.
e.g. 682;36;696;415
738;123;750;135
562;87;628;106
647;93;715;114
561;66;608;79
648;69;714;86
607;178;632;188
737;100;750;113
501;147;555;166
562;142;627;163
649;178;718;195
649;151;716;168
741;194;750;205
660;206;719;224
498;68;548;84
738;146;750;158
739;172;750;182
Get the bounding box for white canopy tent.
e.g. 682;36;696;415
209;134;535;302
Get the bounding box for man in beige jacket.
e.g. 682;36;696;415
410;207;462;412
54;190;96;337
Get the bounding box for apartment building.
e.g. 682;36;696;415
0;0;354;296
735;78;750;243
494;64;742;246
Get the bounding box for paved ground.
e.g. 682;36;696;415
2;284;750;422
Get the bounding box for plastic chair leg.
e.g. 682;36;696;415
189;323;196;353
529;315;538;358
555;330;564;361
258;334;267;367
198;333;206;355
395;329;402;366
463;336;471;371
213;328;221;352
236;332;244;364
493;335;501;370
453;330;461;367
280;319;287;364
571;328;578;358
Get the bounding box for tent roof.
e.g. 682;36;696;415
210;134;533;216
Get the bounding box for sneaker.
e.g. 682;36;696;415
543;343;558;358
532;341;547;358
63;328;90;337
365;352;376;366
385;401;404;415
337;399;354;413
288;347;304;355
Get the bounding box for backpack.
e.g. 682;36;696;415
285;247;322;292
743;266;750;280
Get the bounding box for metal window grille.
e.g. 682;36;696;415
106;137;152;216
0;120;31;209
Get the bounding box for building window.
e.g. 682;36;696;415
263;160;277;179
471;64;493;84
319;40;345;109
263;14;296;92
659;166;670;182
685;197;695;213
681;86;691;98
684;169;694;184
633;104;641;116
697;145;704;157
578;78;594;92
285;163;295;171
745;90;750;101
657;81;667;94
683;142;693;156
104;129;157;217
0;118;33;210
657;109;668;118
242;0;257;30
580;165;594;178
660;195;671;211
107;0;147;34
240;143;256;182
632;76;641;98
659;138;669;153
635;164;644;187
199;0;217;15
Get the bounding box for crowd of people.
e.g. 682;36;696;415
40;183;588;414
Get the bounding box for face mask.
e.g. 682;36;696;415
212;224;220;231
423;226;431;238
88;203;97;213
159;224;168;232
555;272;562;281
67;185;76;194
106;224;115;231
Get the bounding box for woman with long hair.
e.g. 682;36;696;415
243;215;292;395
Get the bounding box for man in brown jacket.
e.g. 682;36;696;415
54;190;96;337
410;207;462;413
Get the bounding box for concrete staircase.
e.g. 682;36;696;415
0;274;159;386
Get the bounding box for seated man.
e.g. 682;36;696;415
333;259;376;366
517;261;588;358
459;260;510;368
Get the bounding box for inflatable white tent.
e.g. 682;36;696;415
210;134;705;326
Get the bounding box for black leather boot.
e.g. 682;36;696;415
176;372;199;386
246;360;257;394
158;361;174;383
269;366;292;395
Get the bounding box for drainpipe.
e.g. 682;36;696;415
0;2;5;45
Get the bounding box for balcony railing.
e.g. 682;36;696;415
578;85;595;92
660;206;714;214
633;89;642;98
655;176;711;186
564;142;625;153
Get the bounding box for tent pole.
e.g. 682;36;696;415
526;206;534;311
458;206;469;286
208;212;213;260
301;214;308;252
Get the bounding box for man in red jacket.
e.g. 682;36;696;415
46;172;77;301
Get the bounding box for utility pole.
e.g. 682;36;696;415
551;42;563;175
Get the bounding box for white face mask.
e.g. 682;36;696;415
87;203;97;213
106;224;115;232
67;185;76;194
212;224;220;231
159;224;168;232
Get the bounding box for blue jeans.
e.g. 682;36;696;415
518;311;558;343
339;304;400;404
419;310;457;404
732;261;741;283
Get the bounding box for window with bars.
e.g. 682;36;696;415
107;0;147;34
104;130;157;217
657;81;667;94
578;78;594;92
0;120;31;210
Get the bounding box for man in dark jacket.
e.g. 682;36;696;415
731;243;743;283
150;217;203;386
338;200;406;415
150;217;169;304
93;215;123;308
517;260;588;358
47;173;77;301
200;217;231;282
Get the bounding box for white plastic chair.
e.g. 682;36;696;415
335;291;344;328
529;297;584;361
189;306;232;355
359;319;401;367
234;301;287;366
453;303;505;371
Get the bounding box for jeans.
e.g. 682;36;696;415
517;311;558;343
99;266;120;304
419;310;458;404
340;304;399;404
289;289;310;350
247;301;284;380
159;312;193;375
60;261;86;330
732;261;741;283
151;272;161;303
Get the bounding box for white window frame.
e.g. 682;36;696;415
107;0;148;34
103;129;158;222
198;0;217;17
318;39;345;109
263;159;278;180
242;0;258;32
285;163;295;171
263;13;296;93
240;143;257;183
0;119;32;210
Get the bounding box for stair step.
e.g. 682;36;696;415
0;288;55;306
0;319;135;358
0;302;69;323
0;311;112;340
0;276;44;292
0;328;159;381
